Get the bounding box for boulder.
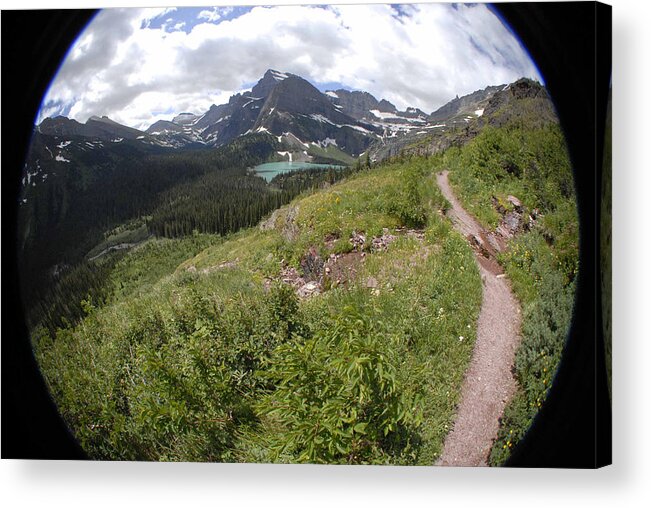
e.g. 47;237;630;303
297;281;320;298
507;195;523;212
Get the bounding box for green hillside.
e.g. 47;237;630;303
33;157;484;463
30;80;578;465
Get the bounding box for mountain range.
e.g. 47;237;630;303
36;69;506;157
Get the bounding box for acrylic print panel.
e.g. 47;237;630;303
3;2;611;467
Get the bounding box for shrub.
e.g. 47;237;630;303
380;164;428;228
489;232;576;465
258;306;423;464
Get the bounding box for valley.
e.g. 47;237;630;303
19;72;578;465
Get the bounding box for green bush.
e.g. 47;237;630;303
379;164;428;228
258;306;423;464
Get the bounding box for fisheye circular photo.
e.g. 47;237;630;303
15;3;582;466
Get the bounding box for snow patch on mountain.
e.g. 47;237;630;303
309;113;336;125
315;138;338;148
370;109;395;120
270;70;289;80
243;97;263;108
344;124;372;134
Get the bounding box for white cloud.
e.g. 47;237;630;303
39;4;541;130
197;6;234;23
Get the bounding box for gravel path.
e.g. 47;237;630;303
435;170;521;467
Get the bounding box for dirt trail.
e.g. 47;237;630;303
435;170;521;467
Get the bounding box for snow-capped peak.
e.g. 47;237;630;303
269;69;289;81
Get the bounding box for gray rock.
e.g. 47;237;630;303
366;277;379;289
507;195;523;212
297;281;320;298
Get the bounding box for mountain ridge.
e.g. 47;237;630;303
36;70;517;156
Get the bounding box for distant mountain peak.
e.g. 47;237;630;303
172;112;199;126
87;115;131;129
251;69;294;99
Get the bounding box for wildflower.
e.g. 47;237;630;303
459;336;464;342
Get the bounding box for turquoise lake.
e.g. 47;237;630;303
253;162;343;182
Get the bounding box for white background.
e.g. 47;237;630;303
1;0;649;506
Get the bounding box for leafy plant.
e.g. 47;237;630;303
258;306;422;464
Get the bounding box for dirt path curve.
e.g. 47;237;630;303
435;170;521;466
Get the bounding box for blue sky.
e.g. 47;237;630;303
39;3;541;130
143;6;253;33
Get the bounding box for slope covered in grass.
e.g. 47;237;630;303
438;121;578;465
34;157;482;464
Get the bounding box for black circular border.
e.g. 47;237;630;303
1;4;611;466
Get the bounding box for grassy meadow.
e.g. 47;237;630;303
34;157;483;464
